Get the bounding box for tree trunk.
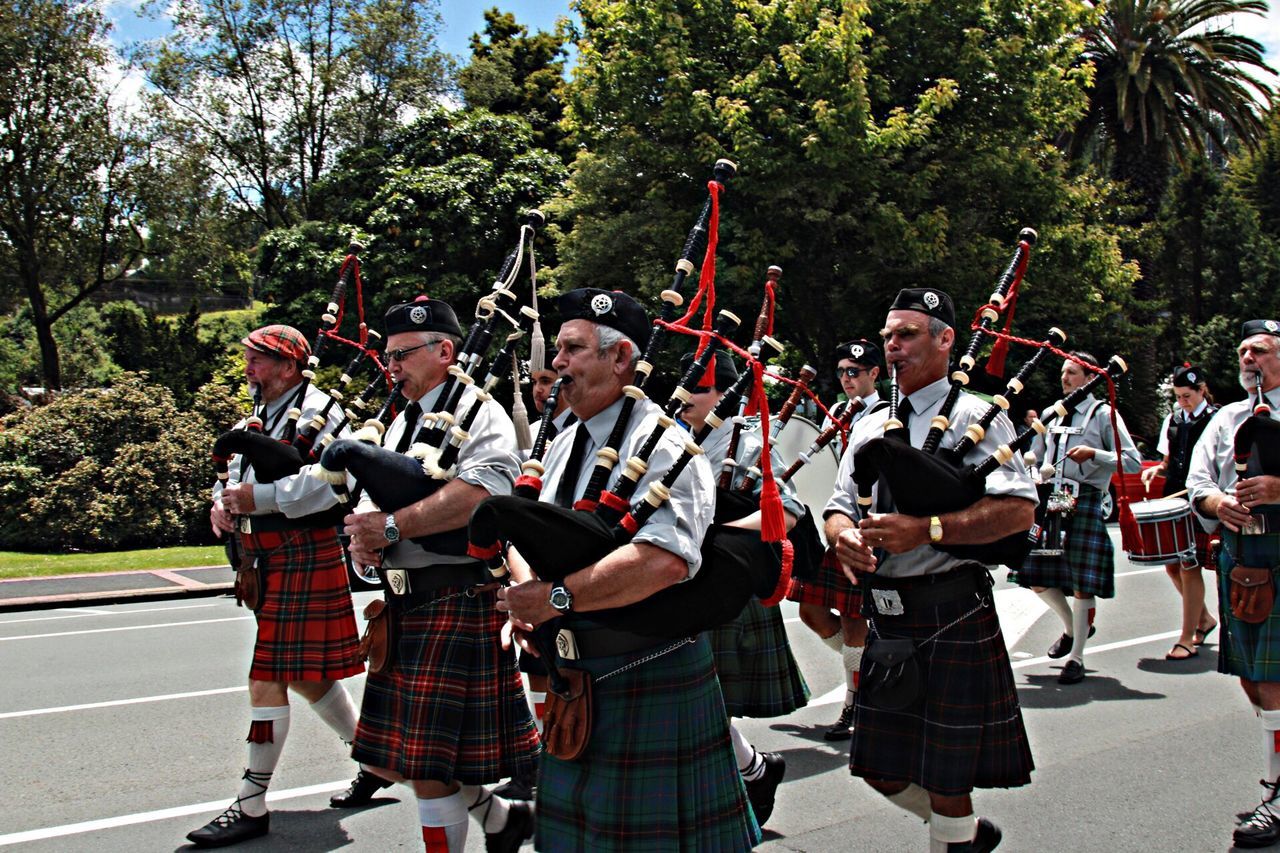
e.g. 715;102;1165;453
22;268;61;390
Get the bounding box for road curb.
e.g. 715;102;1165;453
0;567;235;613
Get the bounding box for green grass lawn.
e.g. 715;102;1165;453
0;545;227;580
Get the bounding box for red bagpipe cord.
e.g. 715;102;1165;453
984;247;1029;379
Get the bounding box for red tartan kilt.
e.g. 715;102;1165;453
243;527;362;682
786;546;861;616
352;586;540;783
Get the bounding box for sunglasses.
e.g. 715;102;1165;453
386;341;440;362
837;367;867;379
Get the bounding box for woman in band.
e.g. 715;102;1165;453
1141;364;1219;661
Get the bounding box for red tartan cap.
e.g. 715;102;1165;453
241;325;310;363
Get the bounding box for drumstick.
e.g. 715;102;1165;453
1135;488;1188;503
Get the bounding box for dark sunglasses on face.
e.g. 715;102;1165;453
837;366;866;379
386;341;439;362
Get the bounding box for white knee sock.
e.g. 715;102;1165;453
821;631;844;654
1037;588;1073;632
843;643;864;704
1069;597;1095;664
1261;710;1280;785
461;784;518;833
526;690;547;735
929;812;977;852
309;682;359;744
728;723;766;780
418;792;468;852
885;784;931;821
239;705;289;817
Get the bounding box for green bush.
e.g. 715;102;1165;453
0;372;241;552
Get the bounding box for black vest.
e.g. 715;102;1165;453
1163;404;1217;495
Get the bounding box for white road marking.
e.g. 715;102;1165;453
0;603;220;626
0;781;356;846
0;616;251;642
0;687;248;720
1012;629;1181;669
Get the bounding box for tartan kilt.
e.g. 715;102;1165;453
787;546;862;616
1216;534;1280;681
536;634;761;852
710;597;810;718
351;586;539;783
242;527;362;682
851;588;1033;796
1018;486;1115;598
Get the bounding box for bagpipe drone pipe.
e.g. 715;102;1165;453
1235;369;1280;528
312;212;544;556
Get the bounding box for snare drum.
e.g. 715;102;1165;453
1126;497;1197;565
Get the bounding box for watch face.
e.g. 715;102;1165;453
550;587;572;611
384;518;400;542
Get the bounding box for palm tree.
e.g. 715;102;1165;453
1065;0;1275;215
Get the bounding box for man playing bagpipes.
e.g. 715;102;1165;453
790;337;886;741
496;287;761;852
190;324;364;848
339;297;540;852
824;288;1037;853
1186;319;1280;849
677;349;807;828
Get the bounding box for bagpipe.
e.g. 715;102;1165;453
468;161;811;668
211;242;398;529
311;212;544;555
1235;370;1280;531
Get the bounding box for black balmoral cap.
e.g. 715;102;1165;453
1172;363;1206;388
1242;319;1280;340
384;295;463;338
833;338;883;370
556;288;651;348
889;287;956;329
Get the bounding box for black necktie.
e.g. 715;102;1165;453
556;424;592;508
897;396;914;438
395;402;422;453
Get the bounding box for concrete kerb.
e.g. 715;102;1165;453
0;565;235;613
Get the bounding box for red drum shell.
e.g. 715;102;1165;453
1126;497;1197;565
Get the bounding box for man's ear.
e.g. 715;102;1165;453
611;340;634;375
937;326;955;352
437;338;456;363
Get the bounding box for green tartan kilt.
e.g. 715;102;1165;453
710;597;810;718
536;634;761;852
1217;533;1280;681
1018;485;1116;599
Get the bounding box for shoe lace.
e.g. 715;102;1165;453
836;703;855;727
215;769;271;826
1244;779;1280;827
468;789;496;833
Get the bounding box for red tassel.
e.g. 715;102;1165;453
761;539;793;606
698;351;717;389
246;720;273;744
1117;496;1142;553
985;286;1019;378
759;475;787;543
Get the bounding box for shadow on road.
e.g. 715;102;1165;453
1135;650;1219;676
177;808;365;851
1015;671;1166;708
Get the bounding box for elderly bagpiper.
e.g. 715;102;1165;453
789;337;884;740
341;297;540;852
825;288;1037;852
1186;319;1280;849
678;349;808;827
497;288;760;851
190;324;364;848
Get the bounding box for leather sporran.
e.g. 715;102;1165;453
862;638;923;711
1229;566;1276;624
233;552;263;612
542;669;593;760
358;598;396;673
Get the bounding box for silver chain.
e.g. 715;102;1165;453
595;637;696;684
869;593;989;649
401;584;490;616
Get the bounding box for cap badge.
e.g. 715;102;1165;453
1267;320;1279;333
591;293;614;316
850;344;865;358
923;291;940;309
1186;371;1197;382
409;306;428;325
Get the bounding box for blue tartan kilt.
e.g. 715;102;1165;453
536;634;761;852
1217;534;1280;681
851;590;1034;796
351;586;540;784
1018;485;1115;598
710;597;810;718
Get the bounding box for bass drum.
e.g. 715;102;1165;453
748;415;842;545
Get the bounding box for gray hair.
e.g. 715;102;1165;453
596;325;641;368
928;317;950;338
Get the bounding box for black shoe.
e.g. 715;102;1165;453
492;767;538;801
1047;625;1096;659
186;806;269;848
947;817;1003;852
744;752;786;827
1236;806;1280;848
1058;659;1085;685
823;702;855;741
329;769;394;808
485;799;534;853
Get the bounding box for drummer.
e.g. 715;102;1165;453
789;339;885;740
1141;364;1219;661
1015;351;1142;685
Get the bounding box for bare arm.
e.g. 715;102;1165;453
344;478;490;556
858;495;1036;554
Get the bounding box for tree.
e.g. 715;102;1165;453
138;0;452;230
0;0;146;390
458;7;570;156
556;0;1144;418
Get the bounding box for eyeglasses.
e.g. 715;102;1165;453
837;367;866;379
386;341;439;362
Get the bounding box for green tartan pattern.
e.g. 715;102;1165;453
1019;485;1116;598
1217;534;1280;681
536;635;761;852
710;597;810;718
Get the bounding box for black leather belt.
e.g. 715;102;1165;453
380;562;492;606
863;565;991;616
240;514;335;534
555;620;672;661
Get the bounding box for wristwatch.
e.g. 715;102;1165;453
929;515;944;544
384;513;401;544
548;584;574;614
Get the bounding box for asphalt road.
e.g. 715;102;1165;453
0;531;1267;852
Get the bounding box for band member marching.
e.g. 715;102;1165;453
1186;319;1280;849
825;288;1037;852
340;297;540;852
791;338;885;740
497;288;760;851
190;324;364;848
679;349;808;827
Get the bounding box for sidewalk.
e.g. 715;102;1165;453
0;566;234;612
